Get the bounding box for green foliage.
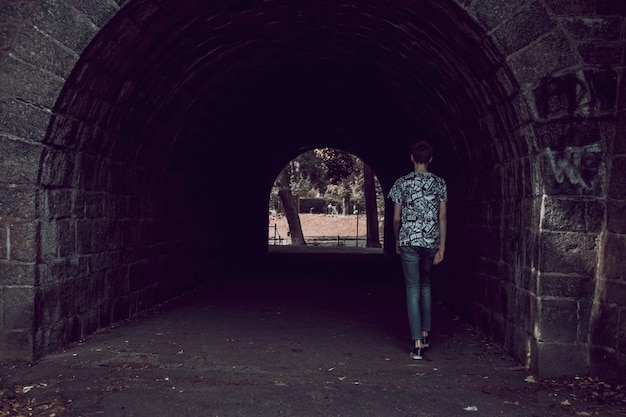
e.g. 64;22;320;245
270;148;383;216
316;148;355;185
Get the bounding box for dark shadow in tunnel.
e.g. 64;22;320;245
202;245;457;353
171;60;420;255
231;247;408;345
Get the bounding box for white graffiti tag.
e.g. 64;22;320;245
545;144;603;190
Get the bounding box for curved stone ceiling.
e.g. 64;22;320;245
51;0;513;186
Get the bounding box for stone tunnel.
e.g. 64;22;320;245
0;0;624;381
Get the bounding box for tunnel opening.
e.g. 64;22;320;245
267;147;385;251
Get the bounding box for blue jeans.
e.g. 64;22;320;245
400;246;438;341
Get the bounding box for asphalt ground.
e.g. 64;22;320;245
1;250;624;417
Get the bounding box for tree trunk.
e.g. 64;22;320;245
343;194;351;216
364;164;381;248
277;168;306;246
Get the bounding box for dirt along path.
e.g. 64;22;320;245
268;213;383;245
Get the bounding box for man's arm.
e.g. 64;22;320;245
393;203;402;255
434;201;447;264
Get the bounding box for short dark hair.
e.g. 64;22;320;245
410;140;434;164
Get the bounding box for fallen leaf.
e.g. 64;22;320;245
21;385;34;394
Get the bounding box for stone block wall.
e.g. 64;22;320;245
0;0;213;359
439;0;625;378
531;2;624;379
0;1;48;359
33;117;212;356
0;116;43;360
590;66;626;382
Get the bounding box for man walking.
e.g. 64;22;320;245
388;140;447;360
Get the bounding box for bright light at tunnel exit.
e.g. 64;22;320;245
268;148;385;250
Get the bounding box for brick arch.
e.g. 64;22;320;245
1;0;622;380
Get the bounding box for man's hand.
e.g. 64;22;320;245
395;241;401;255
434;248;445;265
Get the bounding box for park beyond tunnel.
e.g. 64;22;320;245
0;0;624;381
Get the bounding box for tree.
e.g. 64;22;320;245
270;147;384;248
364;163;381;248
276;165;306;246
317;148;355;215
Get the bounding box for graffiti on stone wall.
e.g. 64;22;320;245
545;144;604;191
534;69;617;119
534;71;591;119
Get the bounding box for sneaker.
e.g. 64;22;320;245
410;346;424;360
422;335;430;348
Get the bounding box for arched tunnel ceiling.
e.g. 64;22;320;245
53;0;512;188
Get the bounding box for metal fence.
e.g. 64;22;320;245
269;224;376;247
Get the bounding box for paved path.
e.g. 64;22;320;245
1;251;622;416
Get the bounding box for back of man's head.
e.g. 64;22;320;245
411;140;434;164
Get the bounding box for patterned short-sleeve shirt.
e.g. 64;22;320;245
388;171;448;248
